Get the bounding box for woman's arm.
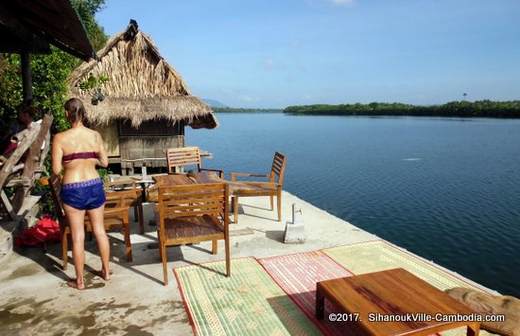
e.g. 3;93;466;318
96;131;109;168
51;134;63;176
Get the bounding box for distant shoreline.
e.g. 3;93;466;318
212;107;282;113
283;100;520;118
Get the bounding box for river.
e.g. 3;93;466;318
186;112;520;296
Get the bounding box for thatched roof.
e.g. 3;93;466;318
68;20;217;129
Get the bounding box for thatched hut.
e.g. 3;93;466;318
68;20;217;174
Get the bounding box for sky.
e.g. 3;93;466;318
96;0;520;108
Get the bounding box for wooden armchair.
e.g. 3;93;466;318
49;175;135;270
166;146;223;178
157;183;230;285
230;152;287;224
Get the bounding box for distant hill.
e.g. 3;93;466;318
203;99;228;108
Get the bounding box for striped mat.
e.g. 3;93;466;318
174;257;321;336
258;251;352;336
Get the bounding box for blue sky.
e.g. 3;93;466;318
97;0;520;108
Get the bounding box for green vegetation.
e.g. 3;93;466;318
284;101;520;118
213;107;282;113
0;0;108;132
0;1;109;219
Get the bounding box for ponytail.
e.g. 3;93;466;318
64;98;86;123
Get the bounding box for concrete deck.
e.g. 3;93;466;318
0;191;492;335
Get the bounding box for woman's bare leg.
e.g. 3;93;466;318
87;204;110;280
63;204;86;289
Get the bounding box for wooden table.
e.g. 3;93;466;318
152;171;223;187
153;171;253;195
129;176;155;203
316;268;480;336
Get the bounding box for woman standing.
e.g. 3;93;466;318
52;98;110;290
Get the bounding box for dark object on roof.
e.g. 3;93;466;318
123;20;138;41
0;0;95;60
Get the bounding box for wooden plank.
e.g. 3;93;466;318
0;125;40;188
0;190;16;221
13;114;53;212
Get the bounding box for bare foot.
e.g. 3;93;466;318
67;279;85;290
93;269;111;281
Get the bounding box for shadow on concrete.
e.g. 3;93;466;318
240;212;280;223
241;203;273;211
10;214;231;287
265;230;285;243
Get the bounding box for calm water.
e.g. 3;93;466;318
186;113;520;296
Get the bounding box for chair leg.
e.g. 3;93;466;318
233;196;239;224
61;231;68;270
138;204;144;235
212;239;218;254
157;233;164;260
161;243;168;285
277;191;282;222
270;196;274;211
225;237;231;277
123;217;132;262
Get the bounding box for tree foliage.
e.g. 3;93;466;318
0;0;107;133
284;100;520;118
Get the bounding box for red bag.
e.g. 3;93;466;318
15;216;60;247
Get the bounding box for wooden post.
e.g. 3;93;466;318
20;53;33;103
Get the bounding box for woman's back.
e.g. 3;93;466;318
51;97;111;290
58;126;103;183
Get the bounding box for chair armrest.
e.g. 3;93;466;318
230;172;269;182
199;168;224;178
238;181;280;189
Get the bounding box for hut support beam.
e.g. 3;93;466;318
20;52;33;103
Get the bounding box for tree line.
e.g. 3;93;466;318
283;100;520;118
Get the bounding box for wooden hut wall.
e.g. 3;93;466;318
118;119;185;169
96;123;120;157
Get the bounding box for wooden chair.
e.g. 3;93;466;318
49;175;134;270
105;178;144;234
166;146;223;178
230;152;287;224
157;183;230;285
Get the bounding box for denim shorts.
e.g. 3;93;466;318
61;178;106;210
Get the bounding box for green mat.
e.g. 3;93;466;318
322;240;481;291
174;258;322;336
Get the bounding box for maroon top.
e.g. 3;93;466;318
62;151;99;162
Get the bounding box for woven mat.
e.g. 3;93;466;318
323;240;481;291
174;258;321;336
258;251;352;336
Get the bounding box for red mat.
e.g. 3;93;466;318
258;251;352;335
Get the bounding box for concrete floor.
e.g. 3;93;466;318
0;191;490;335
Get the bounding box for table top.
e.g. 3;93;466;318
318;268;477;335
129;176;155;184
153;171;223;187
152;172;277;197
